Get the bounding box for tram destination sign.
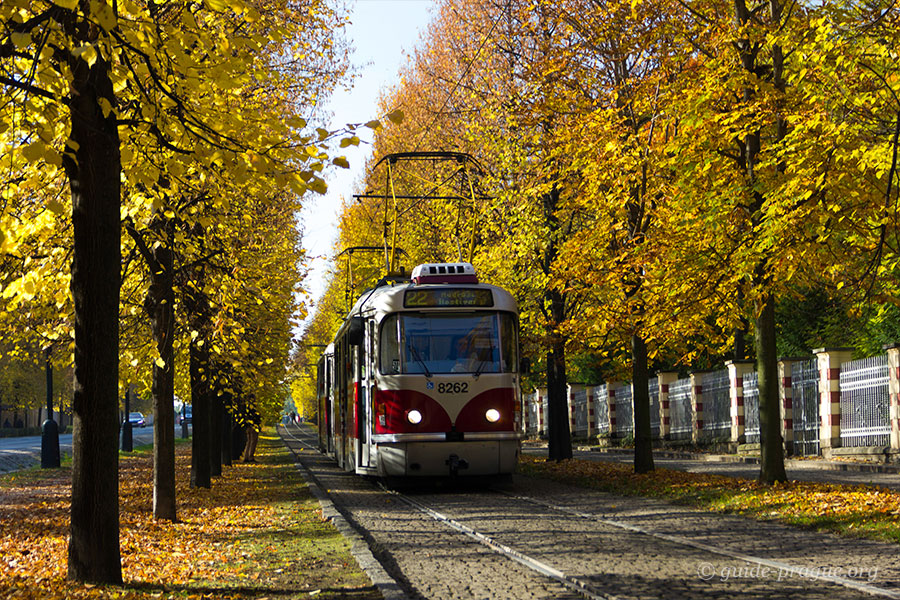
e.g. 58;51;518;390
404;288;494;308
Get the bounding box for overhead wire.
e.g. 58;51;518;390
412;0;509;152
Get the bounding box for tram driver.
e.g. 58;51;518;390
451;336;479;373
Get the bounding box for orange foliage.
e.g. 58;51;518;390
0;441;326;599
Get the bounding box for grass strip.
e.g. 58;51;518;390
519;455;900;544
0;428;379;599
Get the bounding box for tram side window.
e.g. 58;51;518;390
499;313;517;373
380;314;401;374
359;329;366;380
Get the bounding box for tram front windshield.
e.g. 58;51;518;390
380;312;517;375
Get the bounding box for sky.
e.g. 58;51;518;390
298;0;436;332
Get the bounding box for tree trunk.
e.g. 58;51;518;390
190;339;212;488
734;0;788;484
147;233;177;520
65;50;123;584
756;291;787;483
546;289;572;461
541;181;572;462
210;391;223;477
631;333;654;473
221;389;234;467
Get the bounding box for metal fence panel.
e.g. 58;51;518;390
840;355;890;448
648;378;660;438
595;386;609;434
669;378;693;440
571;387;589;437
743;372;760;444
615;383;634;436
791;359;819;456
526;392;541;436
702;369;731;441
542;395;549;437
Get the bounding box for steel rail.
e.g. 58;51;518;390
377;484;618;600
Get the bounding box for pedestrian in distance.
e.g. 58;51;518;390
243;407;261;463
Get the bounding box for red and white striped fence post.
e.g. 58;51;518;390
606;382;619;442
814;347;853;455
726;360;755;444
537;387;547;438
777;357;805;457
657;372;678;440
884;344;900;452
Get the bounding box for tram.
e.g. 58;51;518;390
316;262;522;477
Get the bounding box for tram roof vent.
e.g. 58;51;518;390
411;262;479;285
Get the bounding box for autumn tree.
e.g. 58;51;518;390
2;0;348;580
664;0;872;483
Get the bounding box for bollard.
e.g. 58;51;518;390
41;419;60;468
121;419;133;452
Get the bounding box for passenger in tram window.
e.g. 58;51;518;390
452;337;479;373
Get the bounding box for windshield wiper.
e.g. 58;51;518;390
474;337;495;379
407;344;432;377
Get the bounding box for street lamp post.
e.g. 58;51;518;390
41;346;60;468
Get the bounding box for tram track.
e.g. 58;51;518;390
283;423;608;598
378;483;617;600
281;423;900;600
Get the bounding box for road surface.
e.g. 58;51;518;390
281;423;900;600
0;424;159;473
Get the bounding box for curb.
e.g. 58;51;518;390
280;432;409;600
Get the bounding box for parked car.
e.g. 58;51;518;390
179;405;192;425
125;412;145;428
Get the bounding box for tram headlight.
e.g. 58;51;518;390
485;408;501;423
407;409;423;425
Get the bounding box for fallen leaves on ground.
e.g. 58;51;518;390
519;455;900;542
0;431;377;599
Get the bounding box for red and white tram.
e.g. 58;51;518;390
316;262;522;477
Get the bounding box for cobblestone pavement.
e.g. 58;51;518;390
281;425;900;600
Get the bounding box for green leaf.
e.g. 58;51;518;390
21;142;46;164
332;156;350;169
387;109;404;124
53;0;79;9
11;32;31;49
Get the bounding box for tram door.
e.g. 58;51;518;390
338;335;350;469
325;354;334;454
356;320;374;468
